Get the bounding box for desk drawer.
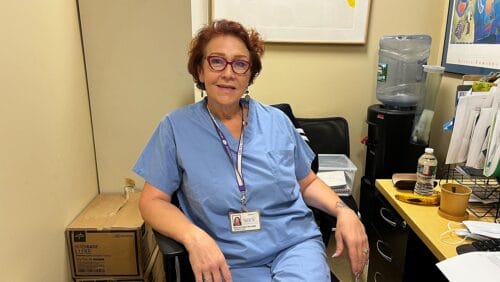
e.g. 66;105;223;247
367;225;403;282
373;190;407;232
373;192;408;245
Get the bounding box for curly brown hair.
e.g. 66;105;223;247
187;19;265;90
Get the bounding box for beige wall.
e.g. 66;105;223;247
79;0;193;193
0;1;97;281
246;1;463;201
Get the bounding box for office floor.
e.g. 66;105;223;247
327;236;368;282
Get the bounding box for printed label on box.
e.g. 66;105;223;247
71;231;138;276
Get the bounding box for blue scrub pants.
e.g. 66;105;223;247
230;237;331;282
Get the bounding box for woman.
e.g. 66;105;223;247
134;19;368;282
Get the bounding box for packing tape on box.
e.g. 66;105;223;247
82;194;132;231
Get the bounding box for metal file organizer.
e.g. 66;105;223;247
441;164;500;221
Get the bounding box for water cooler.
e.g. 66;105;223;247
360;35;447;281
363;35;431;187
362;35;445;183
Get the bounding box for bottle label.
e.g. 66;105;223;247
377;63;387;82
417;164;436;176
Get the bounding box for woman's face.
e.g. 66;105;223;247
198;35;251;107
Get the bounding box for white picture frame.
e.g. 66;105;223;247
210;0;371;44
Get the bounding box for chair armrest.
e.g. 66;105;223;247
154;230;186;256
153;230;195;281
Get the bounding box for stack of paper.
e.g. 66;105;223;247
445;79;500;176
317;171;351;196
445;92;492;165
437;252;500;282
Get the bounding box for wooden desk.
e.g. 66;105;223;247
375;179;481;261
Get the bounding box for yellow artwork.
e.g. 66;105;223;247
347;0;355;8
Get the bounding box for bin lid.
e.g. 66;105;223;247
318;154;357;171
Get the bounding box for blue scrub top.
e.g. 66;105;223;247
134;98;322;268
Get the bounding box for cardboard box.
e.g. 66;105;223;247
67;193;157;279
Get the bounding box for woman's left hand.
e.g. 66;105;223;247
333;207;369;276
299;172;369;276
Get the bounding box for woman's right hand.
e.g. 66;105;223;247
184;228;232;282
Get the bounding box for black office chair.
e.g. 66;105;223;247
154;104;356;282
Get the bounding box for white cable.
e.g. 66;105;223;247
439;221;470;245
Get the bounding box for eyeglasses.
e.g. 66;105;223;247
206;56;251;74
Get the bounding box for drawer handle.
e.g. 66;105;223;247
379;207;397;227
374;271;383;282
376;240;392;262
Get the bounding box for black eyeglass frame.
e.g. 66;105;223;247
206;55;251;74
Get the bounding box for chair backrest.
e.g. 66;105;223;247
296;117;350;157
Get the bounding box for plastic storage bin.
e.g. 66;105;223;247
317;154;357;196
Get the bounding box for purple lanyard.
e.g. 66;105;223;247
206;103;248;210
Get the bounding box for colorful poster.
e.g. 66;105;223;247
443;0;500;73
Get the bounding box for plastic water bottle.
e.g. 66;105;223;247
414;148;437;196
123;178;138;200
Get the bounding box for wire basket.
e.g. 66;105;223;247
441;164;499;220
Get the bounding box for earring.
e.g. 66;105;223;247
200;89;205;98
244;89;250;102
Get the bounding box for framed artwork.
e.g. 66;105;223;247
441;0;500;74
210;0;371;44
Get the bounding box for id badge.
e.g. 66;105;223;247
229;211;261;233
